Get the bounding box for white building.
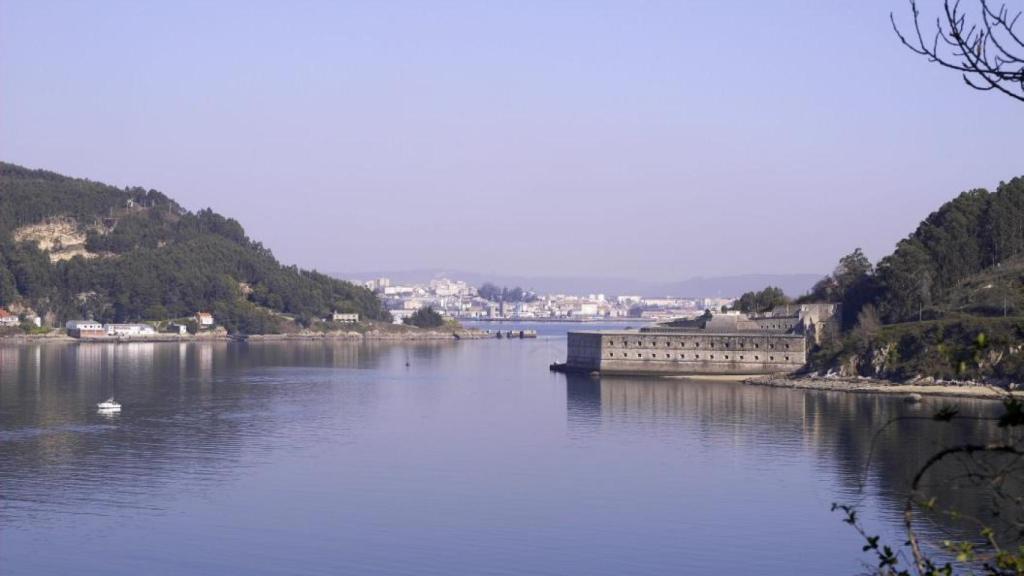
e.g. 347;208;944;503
0;309;21;328
195;312;215;327
390;309;415;325
365;278;391;292
66;320;105;337
331;312;359;323
105;323;157;337
383;285;414;297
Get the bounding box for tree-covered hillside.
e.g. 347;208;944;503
873;177;1024;323
0;162;389;331
797;177;1024;327
798;176;1024;381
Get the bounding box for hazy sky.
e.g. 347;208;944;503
2;1;1021;282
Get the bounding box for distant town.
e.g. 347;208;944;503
0;276;738;339
356;277;735;323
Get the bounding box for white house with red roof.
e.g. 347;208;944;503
0;308;20;328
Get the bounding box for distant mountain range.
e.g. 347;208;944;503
334;269;824;299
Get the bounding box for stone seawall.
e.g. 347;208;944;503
564;330;806;375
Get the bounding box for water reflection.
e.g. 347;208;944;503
1;339;1016;575
565;373;1016;558
0;342;408;528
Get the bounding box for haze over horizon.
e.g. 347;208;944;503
2;1;1022;282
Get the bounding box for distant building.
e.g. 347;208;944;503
390;309;414;325
365;278;391;293
0;309;20;328
167;323;188;335
330;312;359;323
66;320;105;338
105;323;156;337
195;312;215;327
558;303;841;376
383;285;414;297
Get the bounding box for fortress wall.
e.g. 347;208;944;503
748;316;801;332
567;331;806;375
566;332;604;370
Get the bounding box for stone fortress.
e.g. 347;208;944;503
555;303;840;376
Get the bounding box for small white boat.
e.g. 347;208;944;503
97;398;121;411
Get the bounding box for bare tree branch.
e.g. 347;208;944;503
893;0;1024;102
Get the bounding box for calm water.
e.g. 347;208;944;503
0;325;1005;575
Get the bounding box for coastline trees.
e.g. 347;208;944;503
478;283;536;303
730;286;790;314
404;306;445;329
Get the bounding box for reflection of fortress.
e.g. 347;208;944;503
565;374;811;426
558;304;839;375
563;372;1014;554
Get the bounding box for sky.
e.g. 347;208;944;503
1;0;1021;282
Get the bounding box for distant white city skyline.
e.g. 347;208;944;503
359;275;734;323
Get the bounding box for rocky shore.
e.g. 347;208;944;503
745;374;1012;400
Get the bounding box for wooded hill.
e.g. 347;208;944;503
801;176;1024;381
0;162;389;332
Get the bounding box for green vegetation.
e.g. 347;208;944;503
730;286;790;314
771;177;1024;383
870;180;1022;323
403;306;445;329
811;315;1024;382
478;282;536;303
0;162;390;333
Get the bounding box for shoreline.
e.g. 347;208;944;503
0;328;515;345
745;375;1011;400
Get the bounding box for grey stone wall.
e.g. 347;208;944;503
566;331;806;375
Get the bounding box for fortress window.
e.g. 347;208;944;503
665;354;670;358
695;354;700;359
637;340;642;346
710;355;715;360
754;343;759;348
755;355;760;360
725;355;729;359
694;342;700;347
769;344;774;349
770;356;774;361
785;356;790;361
710;342;714;347
785;344;790;349
740;355;745;360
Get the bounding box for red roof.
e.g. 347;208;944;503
0;309;12;318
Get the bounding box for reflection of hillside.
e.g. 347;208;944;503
564;374;1015;552
0;341;399;523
